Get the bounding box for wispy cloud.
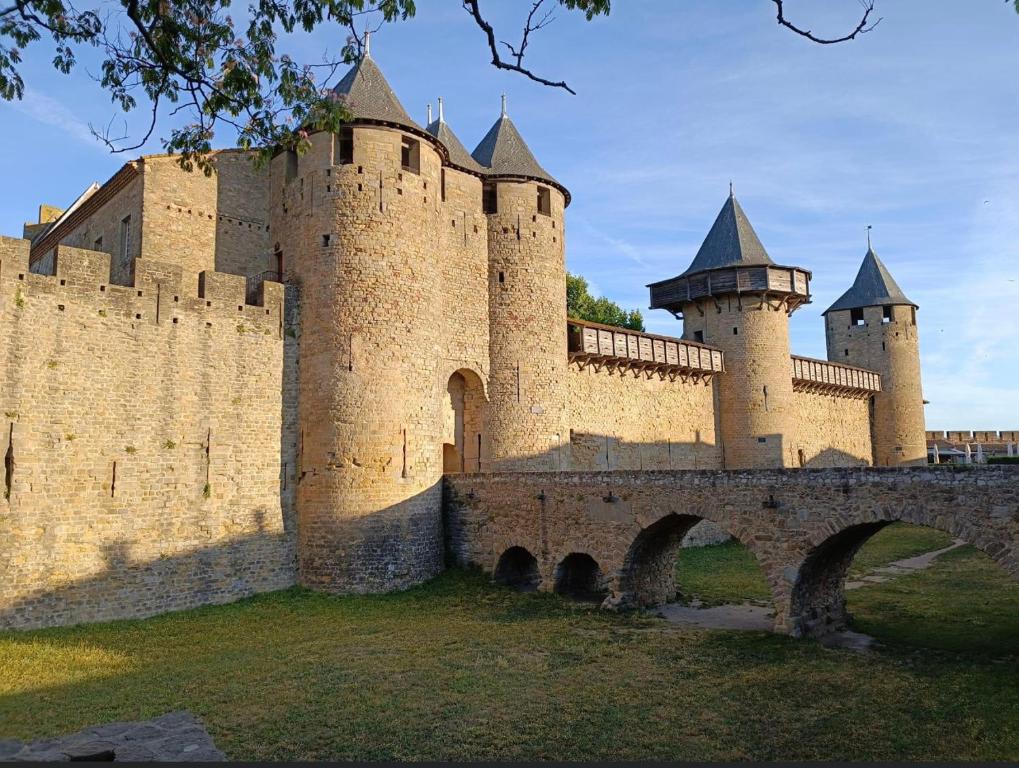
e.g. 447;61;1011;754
5;88;103;149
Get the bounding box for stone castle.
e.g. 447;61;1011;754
0;50;931;630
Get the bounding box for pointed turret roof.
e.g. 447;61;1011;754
426;99;485;174
824;247;916;314
471;97;568;201
681;192;773;276
330;52;422;134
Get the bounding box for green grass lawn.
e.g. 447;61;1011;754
2;524;1018;761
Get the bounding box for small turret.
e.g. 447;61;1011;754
649;192;811;468
824;244;925;466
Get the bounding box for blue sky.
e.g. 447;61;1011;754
1;1;1017;429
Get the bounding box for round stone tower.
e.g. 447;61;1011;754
824;245;925;466
649;192;812;468
270;50;452;592
471;98;571;470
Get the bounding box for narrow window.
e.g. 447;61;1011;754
882;305;892;324
120;215;131;262
850;307;864;326
910;307;916;326
321;234;331;247
536;186;551;216
335;128;353;165
440;169;446;202
693;330;704;343
400;137;420;173
284;150;298;182
482;182;498;214
93;236;103;251
498;271;505;283
844;348;850;357
798;448;806;467
732;326;738;335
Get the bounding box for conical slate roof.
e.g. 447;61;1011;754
681;193;773;276
426;115;485;174
472;112;560;188
824;247;916;314
331;54;422;134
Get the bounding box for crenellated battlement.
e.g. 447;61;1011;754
0;235;285;337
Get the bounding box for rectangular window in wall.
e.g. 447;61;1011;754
851;307;864;326
285;150;298;181
482;182;498;214
537;186;551;216
119;215;131;263
882;305;893;324
401;137;420;173
335;128;353;165
440;169;446;202
693;330;704;343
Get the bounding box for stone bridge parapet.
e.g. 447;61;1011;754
443;466;1019;637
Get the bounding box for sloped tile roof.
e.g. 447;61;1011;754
825;247;916;314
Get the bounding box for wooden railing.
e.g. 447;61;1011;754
567;318;723;379
791;355;881;397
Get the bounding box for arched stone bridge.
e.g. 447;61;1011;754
443;467;1019;637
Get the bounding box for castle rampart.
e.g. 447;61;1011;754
0;236;295;630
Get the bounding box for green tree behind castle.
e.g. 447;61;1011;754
567;273;644;332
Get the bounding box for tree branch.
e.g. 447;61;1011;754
463;0;577;95
771;0;881;44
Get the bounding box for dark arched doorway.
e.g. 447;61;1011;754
553;553;607;602
494;546;541;591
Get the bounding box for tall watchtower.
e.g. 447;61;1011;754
824;246;925;466
472;98;571;470
269;48;451;593
649;192;811;468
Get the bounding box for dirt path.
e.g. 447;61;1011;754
658;539;967;650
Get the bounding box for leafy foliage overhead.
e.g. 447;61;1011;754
567;272;644;331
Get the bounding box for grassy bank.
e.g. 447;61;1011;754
1;524;1018;761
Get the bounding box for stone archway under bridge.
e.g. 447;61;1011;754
443;466;1019;637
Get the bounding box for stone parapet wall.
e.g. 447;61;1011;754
792;390;872;467
0;236;294;630
566;363;721;470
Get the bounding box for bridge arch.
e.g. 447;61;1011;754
554;552;608;602
787;509;1019;638
494;546;541;591
618;512;775;609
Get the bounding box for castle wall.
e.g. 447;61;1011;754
0;236;295;630
566;364;721;470
34;153;270;296
792;391;872;467
141;153;270;292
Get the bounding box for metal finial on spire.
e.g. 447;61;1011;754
729;180;734;198
363;30;371;57
867;224;873;250
426;103;432;124
438;96;444;123
501;94;507;118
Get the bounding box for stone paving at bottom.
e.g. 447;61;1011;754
0;711;224;762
